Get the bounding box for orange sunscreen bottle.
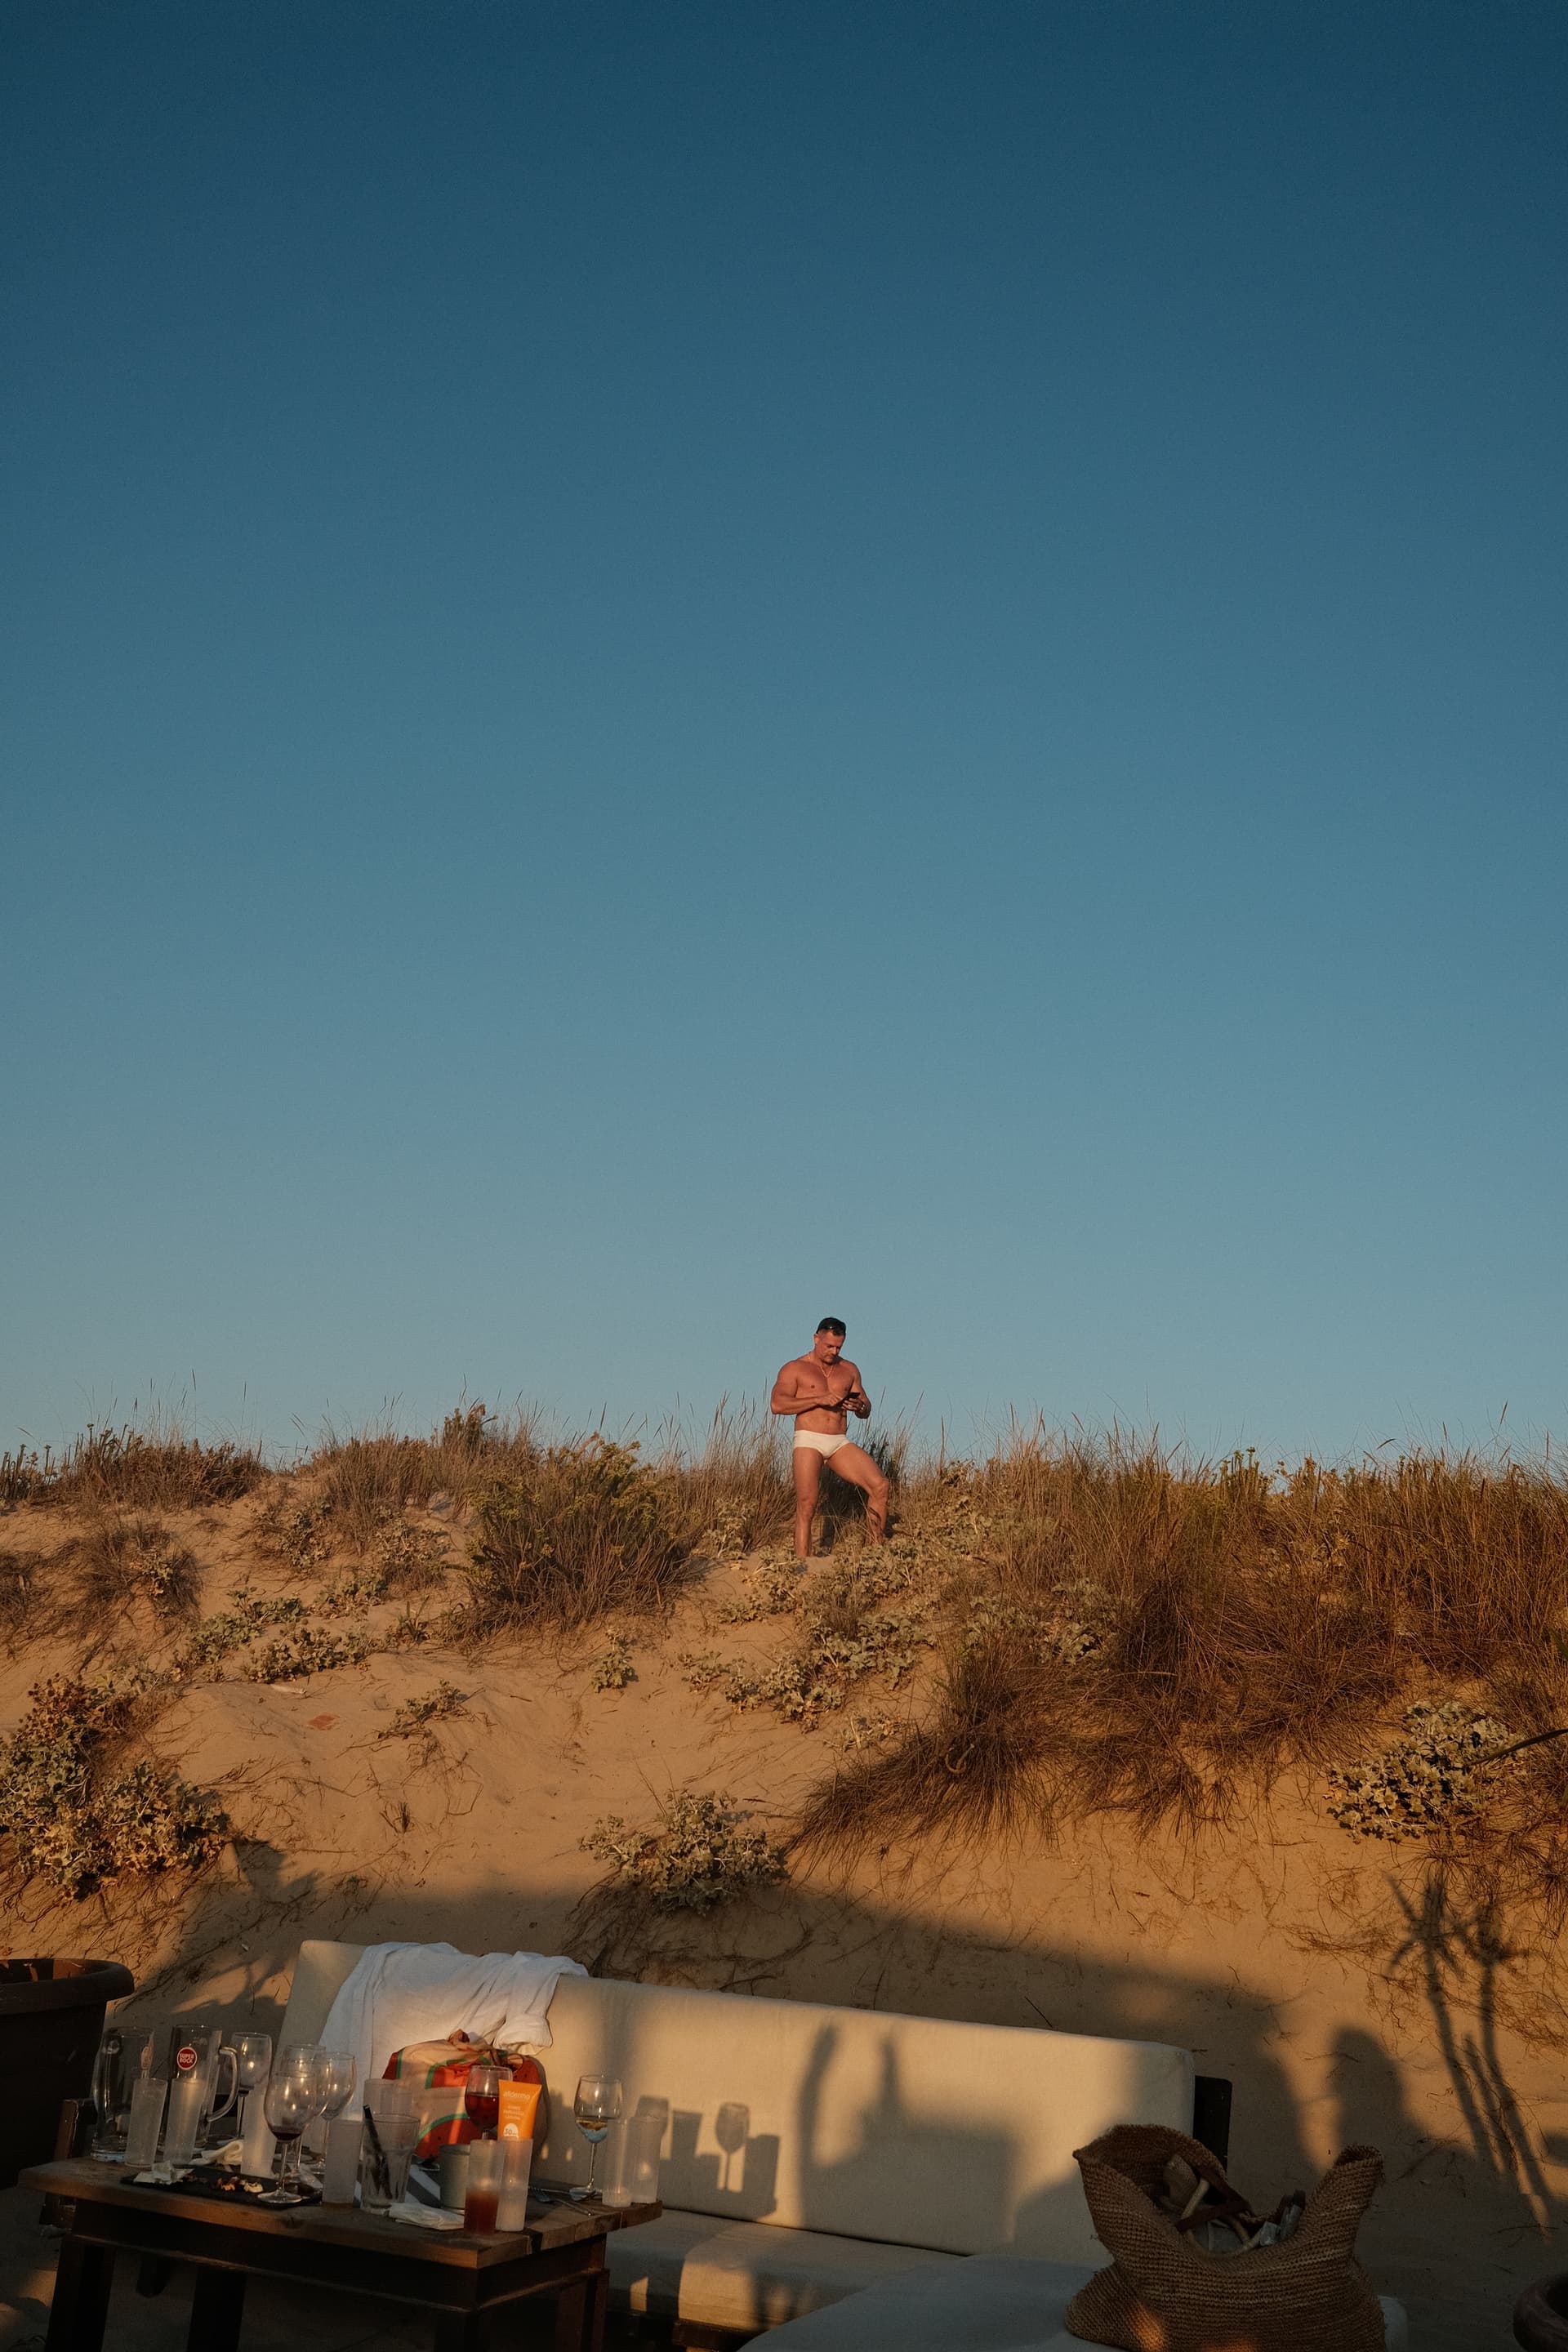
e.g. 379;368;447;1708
497;2078;542;2142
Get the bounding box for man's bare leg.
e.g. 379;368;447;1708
822;1443;889;1544
791;1446;823;1560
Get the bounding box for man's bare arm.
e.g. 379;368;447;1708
840;1361;872;1419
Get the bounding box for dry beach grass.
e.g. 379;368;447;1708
2;1405;1565;1918
804;1430;1568;1859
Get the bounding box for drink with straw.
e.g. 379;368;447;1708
359;2081;419;2212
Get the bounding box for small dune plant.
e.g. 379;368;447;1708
1325;1703;1566;1841
376;1680;469;1741
172;1590;310;1678
581;1791;786;1913
684;1543;940;1726
0;1675;226;1896
67;1517;201;1622
458;1437;698;1638
590;1634;637;1690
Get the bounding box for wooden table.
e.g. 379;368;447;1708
23;2158;660;2352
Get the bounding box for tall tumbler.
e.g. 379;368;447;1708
123;2077;167;2172
163;2062;207;2164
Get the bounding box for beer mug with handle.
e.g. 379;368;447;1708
163;2025;239;2156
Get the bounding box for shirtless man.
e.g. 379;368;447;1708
769;1317;890;1561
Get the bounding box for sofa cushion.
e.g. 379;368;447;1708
279;1943;1194;2261
606;2207;958;2332
750;2255;1411;2351
533;1972;1191;2260
278;1940;363;2048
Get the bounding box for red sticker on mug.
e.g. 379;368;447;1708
176;2045;198;2073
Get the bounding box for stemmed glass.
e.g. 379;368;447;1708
571;2075;623;2202
314;2051;356;2125
305;2051;356;2175
260;2069;316;2204
464;2065;501;2138
234;2034;273;2146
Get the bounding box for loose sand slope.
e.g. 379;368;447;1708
0;1480;1562;2351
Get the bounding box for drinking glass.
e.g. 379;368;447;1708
233;2034;273;2147
274;2041;319;2121
90;2029;127;2159
462;2136;506;2233
261;2070;316;2204
164;2024;237;2143
571;2075;622;2200
124;2075;167;2172
314;2051;356;2121
163;2065;207;2166
359;2082;419;2212
203;2039;240;2139
305;2051;356;2167
497;2132;532;2230
464;2065;500;2137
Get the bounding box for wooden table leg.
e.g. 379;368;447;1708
44;2235;115;2352
134;2254;175;2297
187;2265;247;2352
551;2268;611;2352
550;2278;587;2351
581;2265;609;2352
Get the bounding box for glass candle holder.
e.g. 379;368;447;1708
497;2134;532;2231
462;2136;506;2234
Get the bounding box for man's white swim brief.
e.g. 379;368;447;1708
793;1430;850;1459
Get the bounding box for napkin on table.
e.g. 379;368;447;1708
386;2198;465;2230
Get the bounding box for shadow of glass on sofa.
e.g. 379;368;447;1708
667;2101;782;2218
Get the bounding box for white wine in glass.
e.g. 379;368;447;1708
572;2074;623;2201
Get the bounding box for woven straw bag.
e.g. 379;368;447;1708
1066;2124;1387;2352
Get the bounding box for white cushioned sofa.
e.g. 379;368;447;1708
279;1942;1406;2347
748;2256;1410;2351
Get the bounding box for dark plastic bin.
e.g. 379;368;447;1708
1516;2274;1568;2350
0;1958;135;2186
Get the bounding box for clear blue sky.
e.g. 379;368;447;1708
3;2;1565;1464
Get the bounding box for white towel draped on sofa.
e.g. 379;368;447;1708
317;1939;586;2114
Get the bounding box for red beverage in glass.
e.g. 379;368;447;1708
463;2188;499;2232
465;2064;501;2135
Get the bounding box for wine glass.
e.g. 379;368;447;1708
260;2070;316;2203
274;2040;319;2102
305;2051;356;2172
233;2034;272;2145
314;2051;357;2122
464;2064;500;2138
571;2075;623;2201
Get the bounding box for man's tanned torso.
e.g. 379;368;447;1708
774;1348;869;1432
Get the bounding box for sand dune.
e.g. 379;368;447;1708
0;1471;1562;2350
